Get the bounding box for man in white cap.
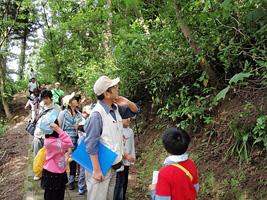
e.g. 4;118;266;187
84;76;138;200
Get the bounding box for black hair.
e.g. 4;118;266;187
40;90;53;100
45;119;59;138
162;127;191;155
97;87;114;100
97;94;105;100
74;94;81;102
68;97;79;115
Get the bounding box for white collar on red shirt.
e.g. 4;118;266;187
163;153;188;165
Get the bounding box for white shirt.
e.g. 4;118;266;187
122;127;135;166
28;82;38;92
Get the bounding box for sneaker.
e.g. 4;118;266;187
33;176;41;181
69;182;75;190
78;188;85;195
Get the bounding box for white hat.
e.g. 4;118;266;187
93;76;120;96
62;92;75;107
55;82;60;86
39;109;60;135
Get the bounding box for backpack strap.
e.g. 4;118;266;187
172;163;193;182
34;108;52;124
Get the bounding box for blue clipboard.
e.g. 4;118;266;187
72;140;118;176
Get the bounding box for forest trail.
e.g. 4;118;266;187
0;92;138;200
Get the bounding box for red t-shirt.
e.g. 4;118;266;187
155;159;199;200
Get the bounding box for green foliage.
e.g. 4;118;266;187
252;115;267;149
29;0;267;160
229;72;252;85
214;86;230;102
228;115;251;162
228;106;267;162
13;79;28;92
0;119;8;136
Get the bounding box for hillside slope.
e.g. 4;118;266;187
131;89;267;200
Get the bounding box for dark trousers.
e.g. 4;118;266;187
123;166;130;200
114;170;125;200
44;188;65;200
69;160;77;183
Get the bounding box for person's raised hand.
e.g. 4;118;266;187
50;123;59;131
114;96;129;106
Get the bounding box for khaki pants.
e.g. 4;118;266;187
85;169;116;200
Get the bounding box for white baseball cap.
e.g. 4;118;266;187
93;76;120;96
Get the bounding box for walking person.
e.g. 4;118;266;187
84;75;138;200
28;78;39;95
58;94;82;190
29;68;37;80
25;88;40;122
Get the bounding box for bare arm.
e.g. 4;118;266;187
90;154;104;181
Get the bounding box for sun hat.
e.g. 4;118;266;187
62;92;75;107
39;109;60;135
93;76;120;96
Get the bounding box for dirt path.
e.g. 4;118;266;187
0;93;29;200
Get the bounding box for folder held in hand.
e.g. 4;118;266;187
72;140;118;176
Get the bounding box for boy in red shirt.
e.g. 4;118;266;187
149;127;199;200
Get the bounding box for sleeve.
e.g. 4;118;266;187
193;165;199;193
84;112;103;155
130;129;136;159
150;190;171;200
58;110;65;128
155;171;171;197
58;129;73;151
118;105;137;119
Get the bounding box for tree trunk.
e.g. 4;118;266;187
0;7;12;119
174;1;217;85
103;0;112;58
18;28;27;80
0;52;12;119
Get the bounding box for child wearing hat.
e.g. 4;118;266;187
41;120;73;200
149;127;199;200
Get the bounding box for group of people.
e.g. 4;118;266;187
26;73;199;200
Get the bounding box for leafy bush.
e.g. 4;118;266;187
0;119;8;136
14;79;29;93
228;109;267;162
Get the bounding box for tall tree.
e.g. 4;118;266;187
0;0;19;119
174;0;217;85
103;0;112;58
